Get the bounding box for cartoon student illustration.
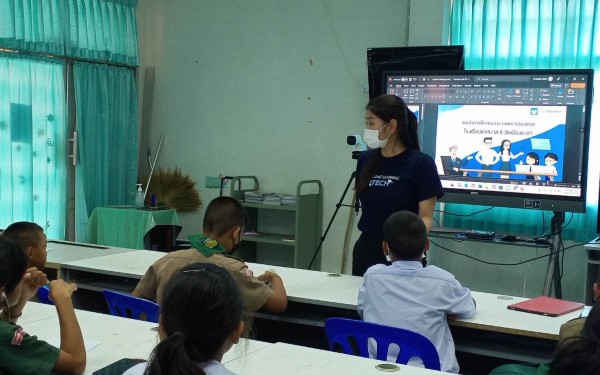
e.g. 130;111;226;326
498;139;524;179
543;152;559;181
475;137;500;177
523;151;540;180
447;145;473;176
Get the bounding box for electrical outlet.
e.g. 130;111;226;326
205;176;221;188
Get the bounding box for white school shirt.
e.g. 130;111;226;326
123;360;236;375
357;261;476;373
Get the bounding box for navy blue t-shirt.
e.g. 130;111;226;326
356;149;444;236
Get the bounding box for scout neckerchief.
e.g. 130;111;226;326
188;234;227;257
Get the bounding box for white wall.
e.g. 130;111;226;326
136;0;422;274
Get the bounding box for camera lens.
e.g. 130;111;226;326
347;135;357;145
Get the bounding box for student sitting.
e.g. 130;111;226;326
548;301;600;374
0;237;85;375
558;274;600;344
132;196;287;313
3;221;48;270
358;211;476;373
124;262;248;375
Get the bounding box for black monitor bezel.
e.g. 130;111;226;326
367;46;465;99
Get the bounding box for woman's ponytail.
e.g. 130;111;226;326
144;332;205;375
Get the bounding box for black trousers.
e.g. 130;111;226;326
352;232;388;276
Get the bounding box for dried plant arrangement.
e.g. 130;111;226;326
146;167;201;212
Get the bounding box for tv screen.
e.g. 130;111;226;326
384;69;593;213
367;46;464;99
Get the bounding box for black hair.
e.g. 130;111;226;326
3;221;44;249
500;139;511;155
202;197;247;236
526;152;540;165
544;152;558;162
356;94;420;193
0;237;28;294
383;211;427;260
550;302;600;375
144;263;245;375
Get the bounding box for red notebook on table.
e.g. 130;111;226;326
507;296;584;317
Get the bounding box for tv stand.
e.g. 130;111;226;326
542;211;564;298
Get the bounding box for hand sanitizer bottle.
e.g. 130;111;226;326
135;184;145;208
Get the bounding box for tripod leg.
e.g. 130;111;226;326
307;171;357;270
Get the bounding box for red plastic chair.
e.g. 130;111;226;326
324;317;441;370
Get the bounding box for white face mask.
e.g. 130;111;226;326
363;122;390;149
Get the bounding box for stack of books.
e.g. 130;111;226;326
263;194;282;205
281;194;296;206
244;191;267;203
243;191;296;206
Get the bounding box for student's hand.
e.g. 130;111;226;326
49;280;78;303
20;267;48;301
257;270;280;283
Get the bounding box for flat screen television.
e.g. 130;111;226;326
367;46;465;99
384;69;593;213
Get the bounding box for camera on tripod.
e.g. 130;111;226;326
347;134;367;159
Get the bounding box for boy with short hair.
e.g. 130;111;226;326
133;196;287;313
358;211;476;373
3;221;48;269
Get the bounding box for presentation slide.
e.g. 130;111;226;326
435;105;566;182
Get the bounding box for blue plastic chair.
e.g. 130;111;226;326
36;284;53;305
102;289;160;323
324;317;441;370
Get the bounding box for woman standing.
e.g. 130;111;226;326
353;94;444;276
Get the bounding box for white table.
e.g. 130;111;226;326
46;240;134;279
19;299;58;324
451;291;582;362
224;342;452;375
61;250;166;294
249;264;580;362
248;262;363;309
20;302;272;374
47;247;580;362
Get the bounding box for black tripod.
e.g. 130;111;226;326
307;171;358;270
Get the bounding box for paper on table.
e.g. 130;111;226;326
47;338;102;352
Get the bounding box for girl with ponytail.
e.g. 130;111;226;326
124;262;246;375
353;94;443;276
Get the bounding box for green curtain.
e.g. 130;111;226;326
73;62;138;242
0;53;67;239
449;0;600;241
65;0;139;65
0;0;138;65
